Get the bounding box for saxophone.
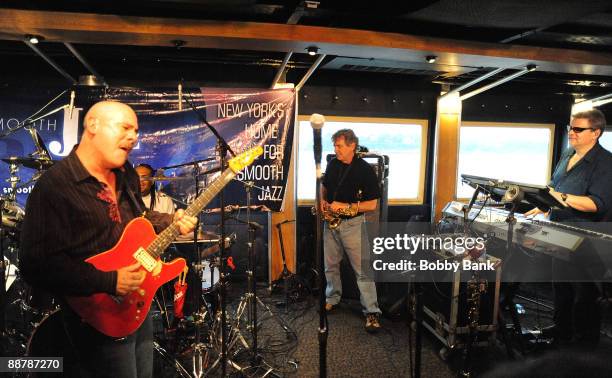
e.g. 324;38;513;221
314;191;362;230
321;204;358;230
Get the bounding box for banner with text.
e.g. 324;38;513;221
0;87;295;211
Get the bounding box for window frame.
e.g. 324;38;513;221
456;121;556;201
296;115;429;206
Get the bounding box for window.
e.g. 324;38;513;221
598;128;612;151
456;122;554;198
297;116;428;205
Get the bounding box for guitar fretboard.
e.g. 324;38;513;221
146;169;235;258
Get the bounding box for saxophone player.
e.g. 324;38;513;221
320;129;382;332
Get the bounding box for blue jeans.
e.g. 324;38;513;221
62;307;153;378
324;215;380;314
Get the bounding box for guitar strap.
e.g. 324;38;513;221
122;173;145;216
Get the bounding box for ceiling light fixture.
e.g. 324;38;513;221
307;46;319;56
77;75;106;87
426;55;437;64
172;39;186;49
26;35;42;44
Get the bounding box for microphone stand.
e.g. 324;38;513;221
413;276;422;378
191;160;207;377
314;164;327;378
0;104;69;138
244;181;260;365
182;91;236;377
309;116;327;378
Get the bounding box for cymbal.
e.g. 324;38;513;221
2;156;54;170
141;175;191;182
173;230;220;243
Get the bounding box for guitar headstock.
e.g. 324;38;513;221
228;146;264;173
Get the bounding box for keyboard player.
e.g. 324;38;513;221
525;109;612;346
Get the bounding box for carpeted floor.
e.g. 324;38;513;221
167;280;612;378
287;299;454;378
5;277;612;377
149;282;456;377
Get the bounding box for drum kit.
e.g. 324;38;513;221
146;177;285;377
0;148;56;358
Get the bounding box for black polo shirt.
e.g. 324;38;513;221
322;156;380;205
550;142;612;222
19;149;172;297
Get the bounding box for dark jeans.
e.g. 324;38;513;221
552;259;601;344
61;308;153;378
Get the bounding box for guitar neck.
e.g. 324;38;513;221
147;169;236;258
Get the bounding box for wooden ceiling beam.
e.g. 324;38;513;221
1;8;612;76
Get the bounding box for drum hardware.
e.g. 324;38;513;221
157;129;240;377
153;341;192;378
199;232;236;260
27;127;53;162
4;160;22;203
0;198;6;342
2;199;25;231
153;286;172;331
141;175;191;182
173;228;223;244
200;303;249;376
230;181;289;370
2;127;54;172
163;179;280;376
1;157;55;171
203;203;272;214
180;91;241;377
0;194;26;346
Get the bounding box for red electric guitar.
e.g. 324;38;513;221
65;146;263;337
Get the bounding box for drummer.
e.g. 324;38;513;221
135;163;176;214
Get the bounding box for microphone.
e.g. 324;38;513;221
68;90;75;119
310;113;325;178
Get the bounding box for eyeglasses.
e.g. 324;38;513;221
567;125;594;133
